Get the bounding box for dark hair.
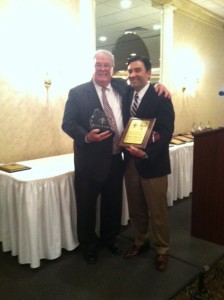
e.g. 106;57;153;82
126;55;151;71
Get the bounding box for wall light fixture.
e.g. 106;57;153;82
44;73;51;101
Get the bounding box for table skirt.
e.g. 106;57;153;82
0;172;79;268
0;143;193;268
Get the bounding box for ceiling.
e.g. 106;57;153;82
190;0;224;17
95;0;224;50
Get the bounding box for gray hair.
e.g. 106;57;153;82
93;49;115;66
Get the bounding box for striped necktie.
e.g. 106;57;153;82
101;87;120;154
131;92;139;116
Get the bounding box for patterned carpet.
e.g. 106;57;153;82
171;255;224;300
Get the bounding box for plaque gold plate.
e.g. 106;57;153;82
0;163;31;173
170;138;185;145
119;117;156;149
182;133;194;139
175;136;193;143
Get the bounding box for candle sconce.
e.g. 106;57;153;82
182;86;186;93
44;78;51;90
44;74;52;101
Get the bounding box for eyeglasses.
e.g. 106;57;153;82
95;63;112;70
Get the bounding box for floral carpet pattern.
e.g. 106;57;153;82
171;256;224;300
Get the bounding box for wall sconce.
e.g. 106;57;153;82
181;77;199;95
44;73;52;101
44;79;52;90
173;47;203;95
182;86;186;93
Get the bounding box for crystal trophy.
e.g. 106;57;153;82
89;108;113;132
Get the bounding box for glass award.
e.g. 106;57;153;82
89;108;112;132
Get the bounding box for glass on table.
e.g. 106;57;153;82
197;122;203;131
191;122;197;133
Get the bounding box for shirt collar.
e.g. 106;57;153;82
93;81;112;92
135;82;150;99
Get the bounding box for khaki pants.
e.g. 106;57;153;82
125;159;169;255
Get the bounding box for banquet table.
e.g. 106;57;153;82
0;142;193;268
167;142;193;206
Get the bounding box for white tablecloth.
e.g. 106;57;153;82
167;142;193;206
0;154;78;268
0;142;193;268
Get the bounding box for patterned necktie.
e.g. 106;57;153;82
101;87;120;154
131;92;139;117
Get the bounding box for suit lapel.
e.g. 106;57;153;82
127;90;134;112
87;81;103;110
136;85;153;116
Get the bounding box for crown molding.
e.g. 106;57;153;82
152;0;224;30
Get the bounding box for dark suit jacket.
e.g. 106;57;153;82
62;78;127;182
124;84;175;179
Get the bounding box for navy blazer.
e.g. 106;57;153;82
62;78;127;181
124;84;175;179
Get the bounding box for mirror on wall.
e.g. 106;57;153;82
113;32;150;73
95;0;162;82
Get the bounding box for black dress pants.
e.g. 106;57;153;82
75;154;123;252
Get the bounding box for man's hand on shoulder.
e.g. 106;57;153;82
154;83;171;98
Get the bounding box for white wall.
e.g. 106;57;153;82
0;0;95;163
171;10;224;134
0;1;224;163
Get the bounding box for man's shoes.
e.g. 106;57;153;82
123;243;149;259
106;243;122;255
83;250;98;264
155;254;169;271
